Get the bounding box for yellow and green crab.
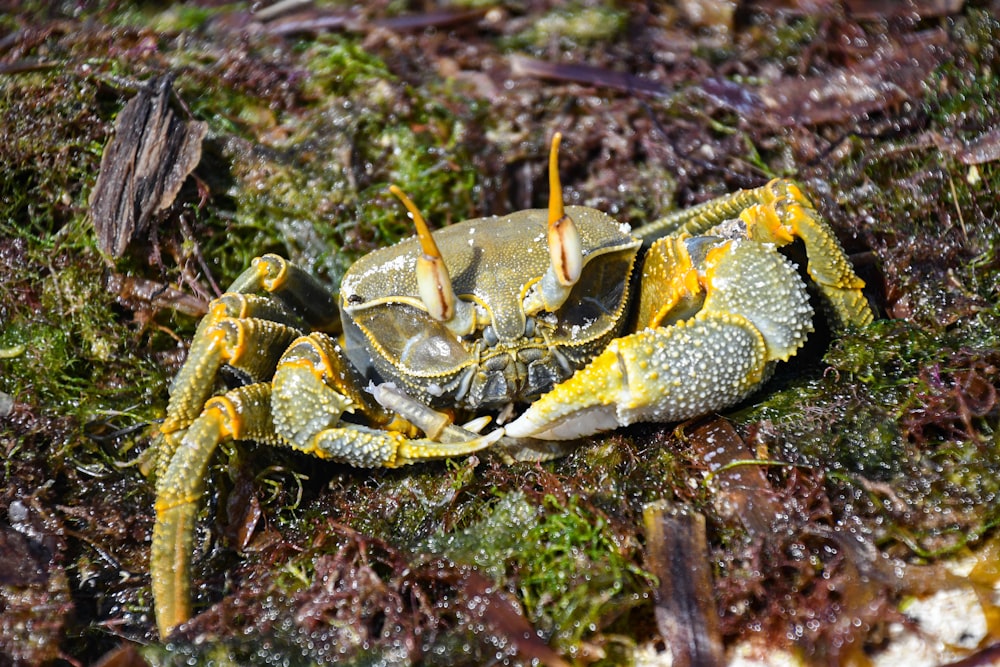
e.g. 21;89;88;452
149;133;873;638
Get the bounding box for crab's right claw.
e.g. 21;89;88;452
270;336;502;466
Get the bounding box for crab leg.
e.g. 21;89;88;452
504;315;769;440
505;238;815;440
227;253;340;332
153;382;279;638
747;180;873;329
154;254;341;476
153;352;501;637
162;253;341;435
155;311;301;479
635;187;762;241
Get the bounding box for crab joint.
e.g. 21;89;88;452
547;132;582;287
390;185;457;322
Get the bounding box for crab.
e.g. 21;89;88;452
149;133;873;638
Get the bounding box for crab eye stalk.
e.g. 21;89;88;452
522;133;588;316
390;185;457;322
547;132;582;287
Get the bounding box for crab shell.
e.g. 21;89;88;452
339;206;641;410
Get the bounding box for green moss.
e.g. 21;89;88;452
0;73;105;242
923;9;1000;129
421;491;653;659
0;263;168;424
205;36;483;289
742;320;968;471
0;70;169;430
516;495;652;654
303;39;398;99
849;156;1000;327
143;4;220;32
504;4;628;50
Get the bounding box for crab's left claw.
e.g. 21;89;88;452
505;237;813;440
504;315;765;440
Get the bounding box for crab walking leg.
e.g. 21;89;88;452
506;238;815;440
271;335;503;465
635;186;763;241
227;253;341;332
153;373;500;638
153;383;278;638
155;253;342;476
162;253;343;439
155;314;302;479
745;180;873;328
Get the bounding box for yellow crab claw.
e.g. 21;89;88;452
504;312;769;439
505;237;814;440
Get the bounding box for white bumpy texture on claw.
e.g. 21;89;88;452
504;314;768;440
505;240;814;440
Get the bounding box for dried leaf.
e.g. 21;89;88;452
686;418;782;538
642;501;724;667
748;0;964;18
510;55;668;97
89;75;207;257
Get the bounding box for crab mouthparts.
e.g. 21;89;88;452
451;344;575;409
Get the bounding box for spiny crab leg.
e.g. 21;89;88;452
153;254;342;479
154;302;302;479
153;383;278;638
741;180;872;329
153;335;502;638
270;334;502;465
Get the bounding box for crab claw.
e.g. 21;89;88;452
504;314;769;439
506;238;814;440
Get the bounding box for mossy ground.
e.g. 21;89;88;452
1;2;999;666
